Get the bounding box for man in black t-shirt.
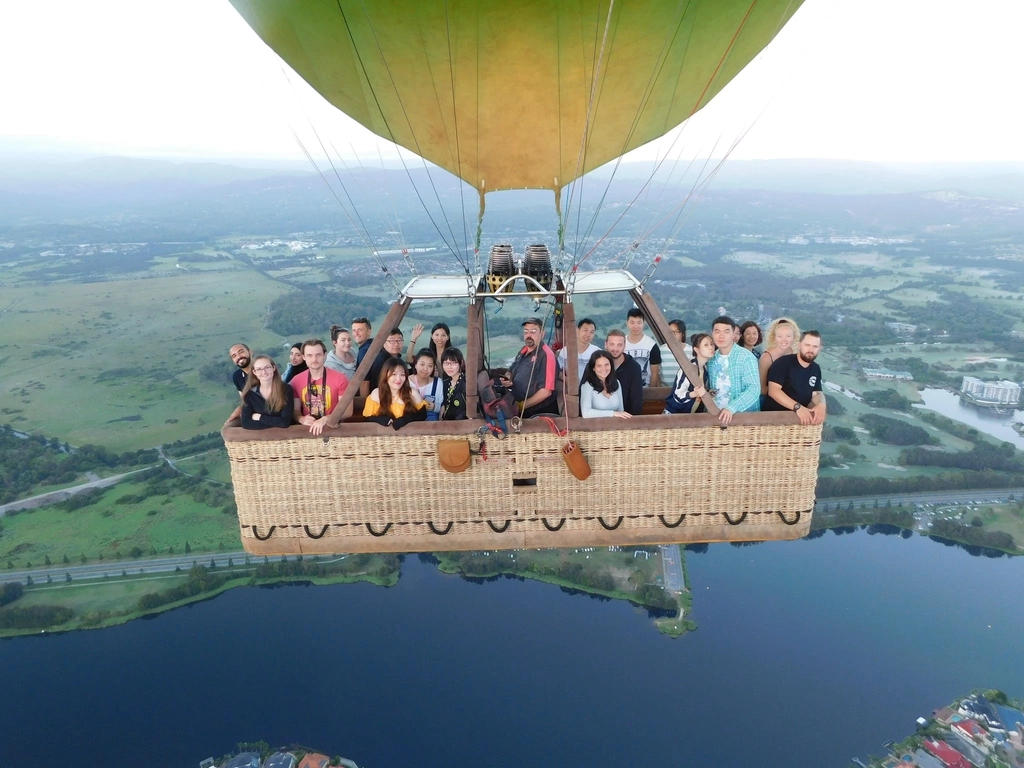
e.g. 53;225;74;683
764;330;826;425
604;329;644;415
229;343;252;393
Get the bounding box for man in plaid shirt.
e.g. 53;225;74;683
706;316;761;425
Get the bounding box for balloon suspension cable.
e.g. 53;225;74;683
291;128;401;298
566;0;693;271
474;190;486;275
237;0;402;295
556;0;616;275
571;0;762;275
346;140;410;261
618;0;820;272
329;138;413;274
442;0;473;273
554;189;565;256
332;0;473;277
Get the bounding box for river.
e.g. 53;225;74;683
917;387;1024;450
2;530;1022;768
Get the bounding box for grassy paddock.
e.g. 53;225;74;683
0;481;239;565
0;270;291;452
0;559;400;637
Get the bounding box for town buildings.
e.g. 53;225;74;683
960;376;1023;408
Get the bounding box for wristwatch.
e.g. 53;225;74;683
792;403;802;412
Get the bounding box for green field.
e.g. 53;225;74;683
0;270;292;451
0;479;240;566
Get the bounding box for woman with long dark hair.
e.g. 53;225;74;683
411;349;443;421
580;350;631;419
363;357;427;429
440;347;467;421
241;355;294;429
664;333;713;414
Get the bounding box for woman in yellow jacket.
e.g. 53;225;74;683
363;357;428;429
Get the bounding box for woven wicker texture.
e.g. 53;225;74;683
227;423;820;554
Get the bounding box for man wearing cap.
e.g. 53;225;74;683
501;317;559;418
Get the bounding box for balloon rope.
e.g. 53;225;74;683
558;0;616;272
352;0;470;275
554;190;564;254
331;0;472;275
571;0;761;273
234;0;402;296
474;190;486;259
442;0;472;270
567;0;693;270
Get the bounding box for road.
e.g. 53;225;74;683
659;544;684;593
814;488;1023;513
0;467;155;517
0;446;224;518
0;550;342;586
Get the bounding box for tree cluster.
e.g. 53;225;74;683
816;469;1021;498
0;604;73;630
136;564;227;613
900;442;1022;472
253;553;400;581
162;431;223;458
0;426;157;504
0;581;24;607
862;389;913;411
929;519;1015;552
265;287;387;337
858;413;937;446
877;356;949;385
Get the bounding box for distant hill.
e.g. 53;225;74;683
0;154;1020;236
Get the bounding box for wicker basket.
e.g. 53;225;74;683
224;416;821;555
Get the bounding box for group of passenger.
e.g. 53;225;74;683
226;307;825;432
227;319;468;433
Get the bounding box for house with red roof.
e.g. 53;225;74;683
297;753;330;768
953;719;994;752
924;739;971;768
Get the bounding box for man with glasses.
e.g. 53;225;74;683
500;317;559;418
363;327;410;397
706;315;760;426
290;338;352;435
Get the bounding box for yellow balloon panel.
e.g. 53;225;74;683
230;0;802;192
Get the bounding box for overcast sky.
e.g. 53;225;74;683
1;0;1021;165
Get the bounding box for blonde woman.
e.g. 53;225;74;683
759;317;801;398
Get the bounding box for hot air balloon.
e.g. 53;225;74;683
221;0;822;556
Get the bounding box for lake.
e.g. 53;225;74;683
2;530;1022;768
917;387;1024;450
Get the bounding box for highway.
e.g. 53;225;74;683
814;488;1023;512
0;551;337;586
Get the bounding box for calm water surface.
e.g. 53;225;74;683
2;531;1022;768
917;387;1024;449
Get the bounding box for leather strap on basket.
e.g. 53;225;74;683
539;416;591;481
